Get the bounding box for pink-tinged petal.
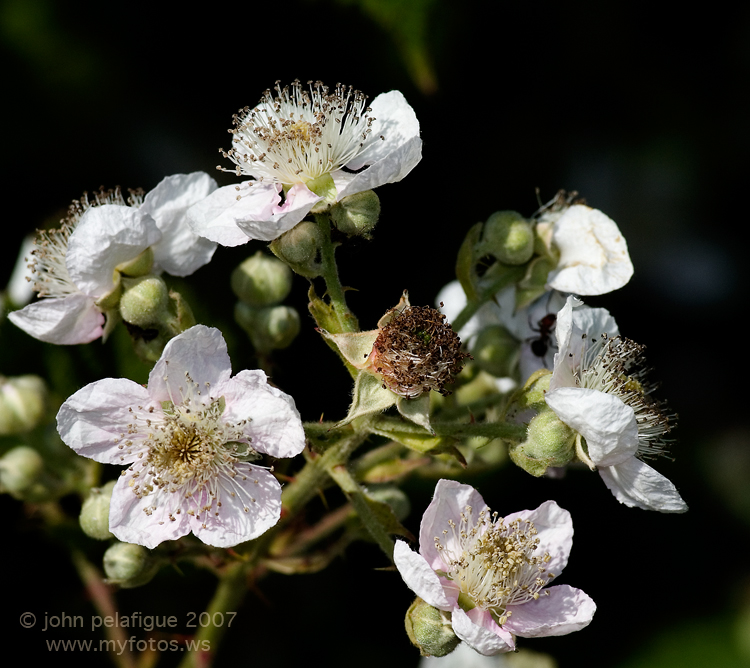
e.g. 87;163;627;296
504;500;573;577
56;378;152;463
185;184;258;246
142;172;218;276
393;541;456;611
547;205;633;296
66;205;162;296
419;479;488;571
504;585;596;638
545;387;639;466
109;473;191;549
218;369;305;458
599;457;688;513
234;182;320;241
334;136;422;201
451;607;515;655
346;91;420;169
190;465;282;547
8;294;104;344
148;326;231;403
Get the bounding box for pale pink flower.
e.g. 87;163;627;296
394;479;595;656
57;325;305;548
187;80;421;246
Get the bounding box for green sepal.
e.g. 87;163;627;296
308;283;341;333
396;393;433;434
318;328;378;369
348;491;414;543
455;222;482;301
336;371;397;428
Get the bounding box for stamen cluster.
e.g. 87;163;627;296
434;505;553;623
576;333;674;458
29;187;140;299
221;80;377;185
371;305;468;399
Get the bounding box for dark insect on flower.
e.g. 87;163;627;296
528;313;557;359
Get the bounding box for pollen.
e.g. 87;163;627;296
434;505;553;621
219;80;378;186
370;305;469;399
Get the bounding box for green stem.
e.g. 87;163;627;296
176;561;248;668
451;266;526;332
315;213;358;333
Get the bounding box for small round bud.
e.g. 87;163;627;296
117;246;155;278
330;190;380;239
0;445;44;496
103;542;158;589
235;303;301;353
79;481;116;540
0;374;47;435
366;484;411;521
472;325;518;377
482;211;534;265
231;251;292;306
509;407;576;477
404;598;460;657
119;276;170;328
269;221;323;278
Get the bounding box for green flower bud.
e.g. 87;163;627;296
269;221;323;278
481;211;534;265
0;445;44;495
119;276;170;328
472;325;519;377
79;481;116;540
404;598;460;658
365;484;411;521
231;251;293;306
103;542;158;589
330;190;380;239
509;407;576;477
235;303;301;353
117;246;155;278
0;374;47;435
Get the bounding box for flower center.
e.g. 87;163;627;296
434;505;554;623
577;333;675;458
371;305;469;399
221;80;378;185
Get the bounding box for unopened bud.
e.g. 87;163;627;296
472;325;518;377
235;303;301;353
404;598;460;658
481;211;534;265
0;374;47;435
79;481;116;540
119;276;170;328
509;407;576;477
330;190;380;239
366;484;411;521
103;542;158;588
269;221;323;278
231;251;292;306
0;445;44;496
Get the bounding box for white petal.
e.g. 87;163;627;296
66;205;162;296
218;369;305;459
545;387;639;466
8;293;104;344
393;540;456;611
109;473;191;548
346;91;420;169
451;607;515;655
419;480;488;571
187;181;320;246
504;585;596;637
191;465;283;546
56;378;152;463
547;205;633;295
186;184;258;246
599;457;688;512
148;325;231;403
504;500;573;577
142;172;218;277
7;235;36;306
334;136;422;200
